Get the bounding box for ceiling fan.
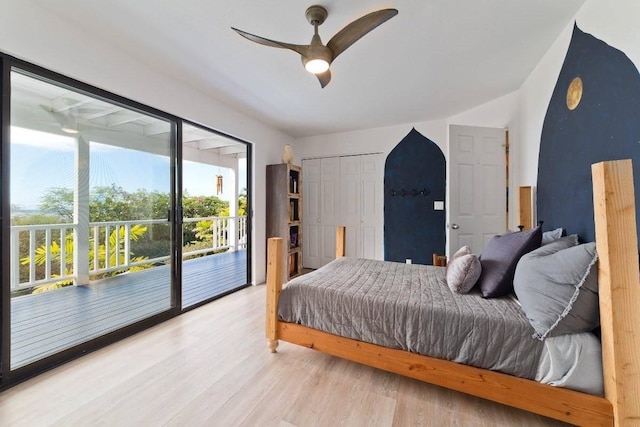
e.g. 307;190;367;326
231;5;398;88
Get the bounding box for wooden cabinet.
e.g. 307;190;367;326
266;163;302;280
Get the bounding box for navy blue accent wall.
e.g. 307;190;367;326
384;128;446;264
537;24;640;243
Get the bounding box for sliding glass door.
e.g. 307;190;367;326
1;57;253;387
7;68;176;372
181;123;249;309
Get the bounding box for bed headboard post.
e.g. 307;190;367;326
518;186;533;230
266;237;284;352
592;159;640;425
336;226;346;258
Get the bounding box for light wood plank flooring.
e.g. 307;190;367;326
0;285;568;426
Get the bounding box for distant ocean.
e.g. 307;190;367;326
11;208;43;217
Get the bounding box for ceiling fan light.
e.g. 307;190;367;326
61;115;79;134
305;58;330;74
61;127;79;134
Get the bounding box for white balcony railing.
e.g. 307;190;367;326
11;215;247;291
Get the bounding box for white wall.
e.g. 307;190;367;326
295;93;521;240
0;1;294;284
295;120;448;161
448;91;520;129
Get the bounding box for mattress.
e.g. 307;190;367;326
278;257;604;395
278;257;544;379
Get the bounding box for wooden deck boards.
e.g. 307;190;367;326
182;250;248;307
10;250;247;369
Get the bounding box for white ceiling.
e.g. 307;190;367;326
33;0;585;138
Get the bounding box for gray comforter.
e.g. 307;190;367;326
278;257;544;379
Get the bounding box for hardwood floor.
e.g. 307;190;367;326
0;285;568;426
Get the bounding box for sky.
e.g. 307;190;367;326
10;126;247;211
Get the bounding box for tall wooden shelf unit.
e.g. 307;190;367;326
266;163;302;280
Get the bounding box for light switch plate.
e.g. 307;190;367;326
434;201;444;210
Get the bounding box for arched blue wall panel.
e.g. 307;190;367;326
384;128;445;264
537;24;640;243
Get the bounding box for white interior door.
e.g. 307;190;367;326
448;125;506;255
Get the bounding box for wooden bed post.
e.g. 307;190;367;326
592;159;640;426
266;237;284;353
336;226;345;258
518;185;533;230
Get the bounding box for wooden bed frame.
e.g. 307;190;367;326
265;159;640;426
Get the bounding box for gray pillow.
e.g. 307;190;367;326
477;226;542;298
446;253;481;294
450;245;471;261
541;227;564;245
513;238;599;340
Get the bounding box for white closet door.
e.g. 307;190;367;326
306;154;384;266
340;154;384;259
360;154;384;260
302;158;322;269
303;157;341;269
320;157;340;266
340;156;362;258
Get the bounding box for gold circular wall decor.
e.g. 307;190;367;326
566;76;583;110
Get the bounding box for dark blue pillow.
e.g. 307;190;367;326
477;226;542;298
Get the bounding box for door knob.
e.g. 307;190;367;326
451;224;460;229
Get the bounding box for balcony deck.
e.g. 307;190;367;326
10;250;247;370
